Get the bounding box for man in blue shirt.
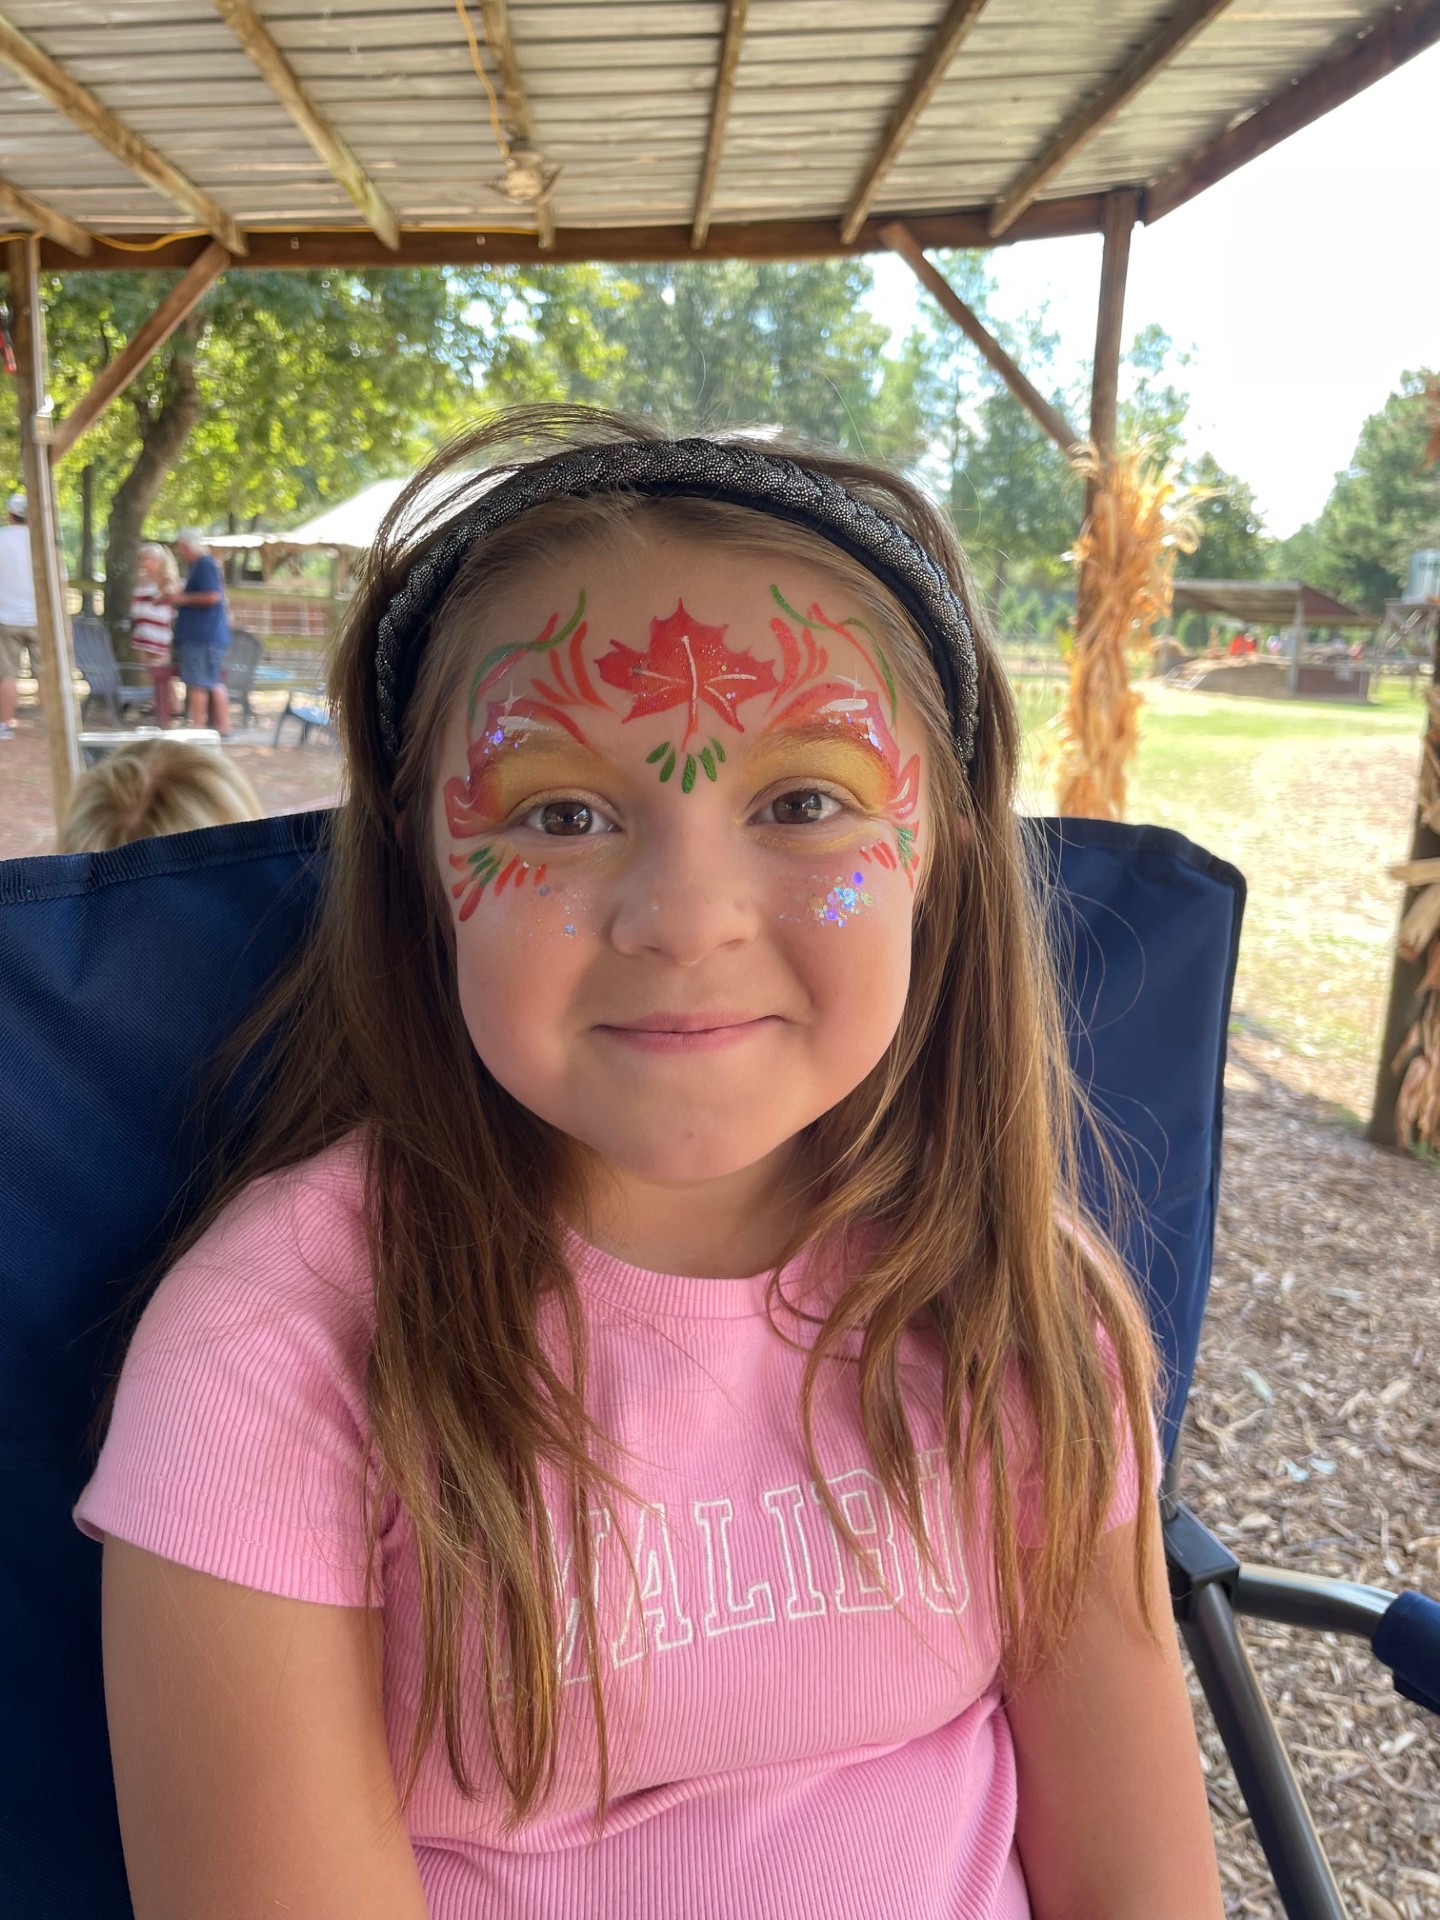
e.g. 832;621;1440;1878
169;529;231;735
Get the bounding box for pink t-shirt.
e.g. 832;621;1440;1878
74;1137;1142;1919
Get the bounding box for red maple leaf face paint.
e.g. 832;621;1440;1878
596;599;779;747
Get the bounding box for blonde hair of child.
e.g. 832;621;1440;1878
57;738;263;854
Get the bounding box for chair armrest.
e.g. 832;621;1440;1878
1232;1564;1393;1640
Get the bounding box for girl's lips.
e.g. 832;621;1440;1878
597;1015;780;1054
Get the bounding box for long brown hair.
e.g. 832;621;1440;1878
117;406;1157;1824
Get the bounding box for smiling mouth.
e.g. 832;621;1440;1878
596;1013;779;1053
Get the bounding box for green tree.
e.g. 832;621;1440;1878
907;254;1080;594
1175;453;1272;580
484;259;923;464
39;267;498;635
1118;323;1190;465
1299;371;1440;608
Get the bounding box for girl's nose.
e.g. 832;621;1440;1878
608;822;761;966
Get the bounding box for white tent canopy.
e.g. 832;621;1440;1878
208;470;477;557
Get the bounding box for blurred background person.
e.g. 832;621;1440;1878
168;529;231;735
130;542;179;727
0;490;36;740
57;737;262;854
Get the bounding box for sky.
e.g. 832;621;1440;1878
864;43;1440;539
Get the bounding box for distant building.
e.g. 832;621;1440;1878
1407;551;1440;601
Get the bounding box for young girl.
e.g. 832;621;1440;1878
74;408;1223;1920
129;541;178;727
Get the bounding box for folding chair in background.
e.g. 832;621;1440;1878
1;811;1436;1920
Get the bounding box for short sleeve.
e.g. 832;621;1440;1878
73;1142;390;1607
1010;1320;1162;1551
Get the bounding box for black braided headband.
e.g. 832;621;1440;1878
375;437;979;771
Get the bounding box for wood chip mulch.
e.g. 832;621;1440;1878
1182;1033;1440;1917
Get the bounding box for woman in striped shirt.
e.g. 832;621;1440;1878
130;542;178;727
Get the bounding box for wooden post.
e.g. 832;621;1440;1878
6;236;81;816
1086;189;1137;514
1286;590;1303;696
1368;629;1440;1145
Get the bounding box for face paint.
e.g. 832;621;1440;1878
443;576;926;935
598;599;778;790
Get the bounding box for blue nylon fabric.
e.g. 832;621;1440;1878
0;810;1240;1918
1372;1591;1440;1716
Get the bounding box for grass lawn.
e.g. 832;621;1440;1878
1012;674;1428;1121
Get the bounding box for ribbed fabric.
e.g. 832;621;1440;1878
74;1137;1141;1917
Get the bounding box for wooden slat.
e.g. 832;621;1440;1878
0;10;247;253
839;0;991;243
0;172;93;252
691;0;748;248
1146;0;1440;221
475;0;555;250
987;0;1236;238
210;0;399;247
880;220;1081;453
51;241;231;460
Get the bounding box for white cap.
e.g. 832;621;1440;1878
6;492;26;518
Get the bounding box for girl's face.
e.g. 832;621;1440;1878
430;534;930;1191
137;550;161;582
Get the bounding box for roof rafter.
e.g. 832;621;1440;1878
841;0;991;244
691;0;750;250
1147;0;1440;222
52;242;231;461
987;0;1235;239
881;221;1081;454
0;174;92;254
474;0;555;251
211;0;399;249
0;11;246;254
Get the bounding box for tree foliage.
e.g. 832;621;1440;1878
1280;371;1439;608
1175;452;1271;581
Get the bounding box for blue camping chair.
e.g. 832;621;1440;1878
1;812;1435;1920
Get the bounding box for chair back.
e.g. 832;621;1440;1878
226;627;263;691
0;811;1242;1919
70;614;122;694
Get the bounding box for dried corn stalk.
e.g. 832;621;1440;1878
1055;445;1198;819
1391;682;1440;1153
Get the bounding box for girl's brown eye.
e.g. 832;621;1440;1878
539;800;597;836
768;789;838;826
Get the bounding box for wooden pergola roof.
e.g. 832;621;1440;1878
1;0;1437;272
1172;580;1382;628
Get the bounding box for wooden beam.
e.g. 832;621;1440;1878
51;241;231;461
38;194;1115;276
1368;631;1440;1144
6;236;81;816
0;11;247;255
691;0;750;250
211;0;399;249
881;220;1081;453
0;174;93;254
1089;189;1137;463
1147;0;1440;222
840;0;990;244
475;0;555;251
988;0;1235;239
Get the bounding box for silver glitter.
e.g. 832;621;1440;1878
374;438;978;773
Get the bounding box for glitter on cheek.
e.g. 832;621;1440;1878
564;923;576;938
538;884;551;897
811;871;875;928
